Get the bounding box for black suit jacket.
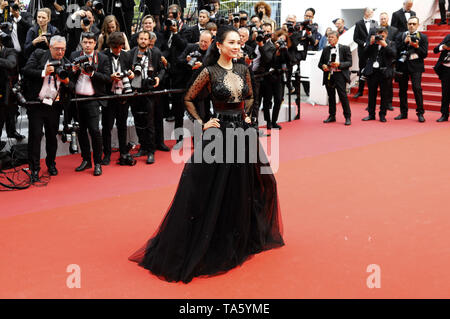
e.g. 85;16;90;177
363;39;397;78
318;44;352;85
353;19;378;48
0;11;33;52
396;31;428;73
160;26;189;77
0;47;17;105
22;49;73;103
433;34;450;79
252;40;276;75
391;9;416;33
69;50;112;106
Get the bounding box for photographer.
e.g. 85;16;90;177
251;22;275;129
70;32;112;176
66;7;100;56
361;27;397;122
433;34;450;121
129;30;165;163
285;16;315;119
22;36;72;182
186;9;210;44
266;30;296;129
253;1;276;31
0;38;17;150
394;16;428;122
203;0;222;25
101;31;135;166
24;8;59;58
238;27;254;66
318;31;352;126
178;30;213;123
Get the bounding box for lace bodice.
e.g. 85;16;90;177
184;63;254;123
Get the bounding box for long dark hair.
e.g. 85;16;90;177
203;25;240;67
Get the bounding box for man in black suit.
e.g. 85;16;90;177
101;32;135;166
129;30;165;164
186;9;210;44
391;0;416;33
318;31;352;126
70;32;111;176
0;40;17;151
22;36;73;182
362;27;397;122
433;35;450;121
353;7;378;99
438;0;450;25
394;16;428;122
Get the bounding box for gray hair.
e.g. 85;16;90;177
285;14;296;21
50;35;66;46
199;9;210;18
238;27;250;35
149;32;157;40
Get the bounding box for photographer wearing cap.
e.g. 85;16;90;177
24;8;59;59
394;16;428;122
362;27;397;122
70;32;112;176
22;36;73;182
129;30;165;163
101;31;135;166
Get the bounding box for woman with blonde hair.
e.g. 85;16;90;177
97;15;130;51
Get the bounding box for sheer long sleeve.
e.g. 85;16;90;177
244;67;254;115
184;67;210;124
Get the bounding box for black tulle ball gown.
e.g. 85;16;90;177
129;62;284;283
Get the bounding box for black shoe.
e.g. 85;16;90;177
438;20;446;25
165;116;175;122
118;153;137;166
156;143;170;152
294;113;300;120
31;170;40;183
266;122;272;130
387;105;394;111
362;115;375;121
323;116;336;123
437;115;449;122
101;155;111;166
93;164;102;176
7;131;25;141
75;160;92;172
353;92;363;99
394;114;407;120
345;118;351;125
272;123;282;129
418;114;425;123
48;165;58;176
365;107;369;111
379;115;387;122
132;149;149;158
146;153;155;164
0;141;5;151
172;139;183;150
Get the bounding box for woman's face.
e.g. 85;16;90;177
278;34;287;42
143;18;154;31
37;12;49;27
217;31;241;60
107;21;117;33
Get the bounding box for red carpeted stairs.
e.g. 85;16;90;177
350;19;449;111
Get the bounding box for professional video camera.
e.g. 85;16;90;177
61;122;80;154
11;82;26;105
256;30;272;42
72;55;95;74
48;60;73;80
187;51;203;68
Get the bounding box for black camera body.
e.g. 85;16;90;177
72;55;95;74
398;50;410;64
299;20;312;32
92;0;103;10
409;35;418;43
374;34;384;42
143;68;157;88
202;3;215;12
11;82;26;105
328;53;337;68
0;22;12;34
48;60;73;80
276;39;287;50
61;122;80;154
232;13;240;24
165;18;178;29
256;30;271;42
187;51;203;68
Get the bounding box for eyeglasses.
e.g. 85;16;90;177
51;47;65;51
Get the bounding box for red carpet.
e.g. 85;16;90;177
1;102;450;298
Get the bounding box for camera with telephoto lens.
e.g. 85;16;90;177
116;70;133;93
256;30;271;42
133;56;143;76
398;50;410;64
61;122;80;154
232;13;240;23
92;0;103;10
48;60;73;80
187;51;202;68
81;16;90;27
143;67;157;88
11;82;26;105
72;55;95;74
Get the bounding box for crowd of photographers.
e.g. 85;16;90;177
0;0;449;184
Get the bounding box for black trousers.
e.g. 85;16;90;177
26;103;61;172
251;78;263;122
325;72;351;119
266;76;284;124
398;71;425;115
367;70;392;117
440;66;450;116
439;0;450;21
260;77;274;124
0;104;19;137
77;101;103;165
130;95;155;153
154;96;166;146
102;99;130;156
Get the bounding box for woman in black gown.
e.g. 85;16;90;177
129;26;284;283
